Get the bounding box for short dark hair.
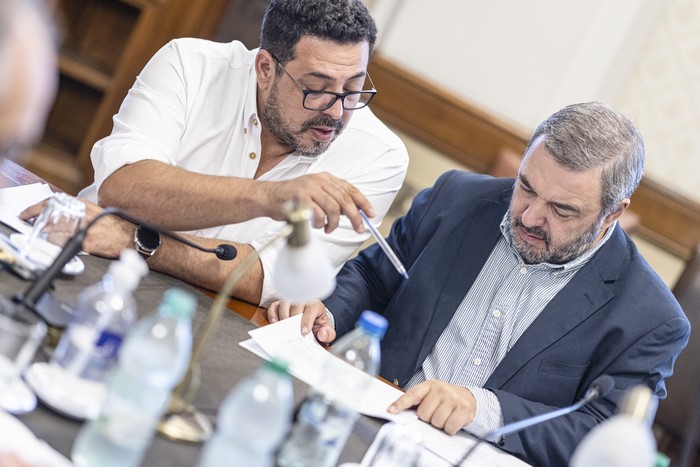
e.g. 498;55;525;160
524;102;645;217
260;0;377;64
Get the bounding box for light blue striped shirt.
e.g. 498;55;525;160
406;212;615;439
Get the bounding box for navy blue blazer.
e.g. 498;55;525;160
325;170;690;466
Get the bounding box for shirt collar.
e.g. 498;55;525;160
245;49;320;168
499;211;615;273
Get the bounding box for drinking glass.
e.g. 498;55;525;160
21;193;85;267
26;192;85;248
365;422;424;467
0;296;47;413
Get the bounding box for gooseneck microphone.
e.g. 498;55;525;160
456;375;615;466
14;207;238;328
491;374;615;438
112;209;238;261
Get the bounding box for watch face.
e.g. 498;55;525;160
136;226;161;250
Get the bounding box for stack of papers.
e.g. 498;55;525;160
240;316;530;466
0;183;54;234
240;314;414;422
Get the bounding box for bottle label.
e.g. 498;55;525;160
95;330;123;359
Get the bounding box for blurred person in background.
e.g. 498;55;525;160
0;0;57;166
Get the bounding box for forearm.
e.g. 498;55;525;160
148;235;264;305
98;160;269;231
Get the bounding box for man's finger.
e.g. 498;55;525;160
266;302;280;323
300;305;322;335
427;402;455;431
387;383;430;414
314;323;336;343
19;199;48;221
444;410;469;436
288;303;307;317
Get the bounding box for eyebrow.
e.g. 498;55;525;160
519;174;582;215
304;70;367;83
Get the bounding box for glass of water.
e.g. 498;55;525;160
0;296;46;413
21;193;85;268
365;422;424;467
26;192;85;248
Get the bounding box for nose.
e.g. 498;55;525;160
322;97;344;120
520;201;547;228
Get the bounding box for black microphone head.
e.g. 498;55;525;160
215;244;238;261
590;375;615;398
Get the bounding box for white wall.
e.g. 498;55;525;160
370;0;666;130
615;0;700;204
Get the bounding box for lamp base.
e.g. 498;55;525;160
157;401;213;443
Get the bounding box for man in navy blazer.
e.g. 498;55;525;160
269;102;690;466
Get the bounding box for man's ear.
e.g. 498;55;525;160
602;198;630;229
255;50;275;90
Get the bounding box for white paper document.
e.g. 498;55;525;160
240;317;529;466
240;314;416;423
0;183;54;234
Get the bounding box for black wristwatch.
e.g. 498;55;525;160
134;225;161;259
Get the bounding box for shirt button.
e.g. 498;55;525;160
520;267;527;274
473;358;482;366
492;310;502;318
253;118;259;126
243;127;248;134
248;152;257;160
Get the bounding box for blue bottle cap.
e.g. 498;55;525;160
358;310;388;339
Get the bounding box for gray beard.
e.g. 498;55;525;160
507;211;605;265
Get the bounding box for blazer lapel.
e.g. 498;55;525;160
486;227;627;389
417;192;510;365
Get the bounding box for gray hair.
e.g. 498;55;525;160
524;102;645;217
260;0;378;64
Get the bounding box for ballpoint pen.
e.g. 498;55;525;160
359;210;409;279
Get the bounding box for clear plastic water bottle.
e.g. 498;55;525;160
71;288;196;467
197;358;293;467
53;249;148;381
278;310;388;467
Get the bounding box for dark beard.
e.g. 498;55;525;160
508;212;604;264
261;82;344;157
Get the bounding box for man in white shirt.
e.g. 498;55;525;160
52;0;408;305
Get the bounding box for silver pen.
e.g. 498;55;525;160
359;210;409;279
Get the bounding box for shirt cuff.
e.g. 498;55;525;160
324;307;336;328
463;387;503;441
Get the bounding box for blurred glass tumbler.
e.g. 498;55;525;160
365;423;423;467
0;296;47;413
26;193;85;251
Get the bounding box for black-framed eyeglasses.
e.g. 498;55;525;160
270;53;377;111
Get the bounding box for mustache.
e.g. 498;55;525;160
300;115;343;133
515;217;549;243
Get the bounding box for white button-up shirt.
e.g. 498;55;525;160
79;39;408;304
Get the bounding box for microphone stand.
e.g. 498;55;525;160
455;375;614;466
13;208;116;328
156;206;314;443
13;208;238;328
